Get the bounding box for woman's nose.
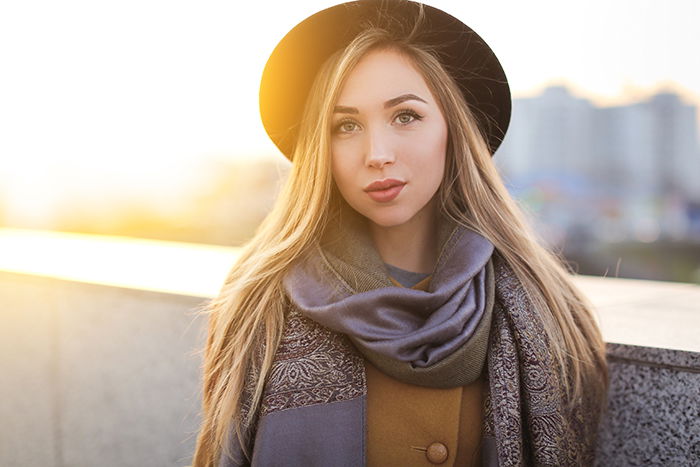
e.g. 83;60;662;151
364;128;395;169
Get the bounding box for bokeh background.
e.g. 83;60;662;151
2;0;699;283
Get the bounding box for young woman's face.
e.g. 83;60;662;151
330;48;448;229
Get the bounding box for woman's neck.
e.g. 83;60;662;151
369;199;439;274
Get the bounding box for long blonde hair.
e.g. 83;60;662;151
193;16;607;467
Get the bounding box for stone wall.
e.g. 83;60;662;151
0;272;207;467
1;271;698;466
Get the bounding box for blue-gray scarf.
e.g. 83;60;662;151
283;208;495;388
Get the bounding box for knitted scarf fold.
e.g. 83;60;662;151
282;206;495;388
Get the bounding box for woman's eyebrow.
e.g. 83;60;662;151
384;93;427;108
333;93;428;114
333;105;358;114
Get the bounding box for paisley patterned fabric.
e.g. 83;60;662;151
484;254;602;466
237;252;603;466
260;306;366;417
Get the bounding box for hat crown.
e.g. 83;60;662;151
260;0;511;160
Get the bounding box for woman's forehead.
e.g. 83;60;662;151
335;49;435;108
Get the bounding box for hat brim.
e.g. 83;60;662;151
259;0;511;159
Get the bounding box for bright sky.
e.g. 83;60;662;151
0;0;698;222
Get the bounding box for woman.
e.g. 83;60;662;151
193;1;608;466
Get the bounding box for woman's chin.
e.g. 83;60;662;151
361;209;415;230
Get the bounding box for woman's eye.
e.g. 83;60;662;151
397;113;414;124
394;110;423;125
334;120;360;134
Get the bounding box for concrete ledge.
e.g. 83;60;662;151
578;275;700;354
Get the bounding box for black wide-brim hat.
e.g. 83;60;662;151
260;0;511;160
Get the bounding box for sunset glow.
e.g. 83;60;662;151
0;228;240;297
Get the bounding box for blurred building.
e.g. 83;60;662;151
496;86;700;246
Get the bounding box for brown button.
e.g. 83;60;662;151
426;442;449;464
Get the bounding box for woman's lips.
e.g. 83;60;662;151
366;184;405;202
364;178;406;203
